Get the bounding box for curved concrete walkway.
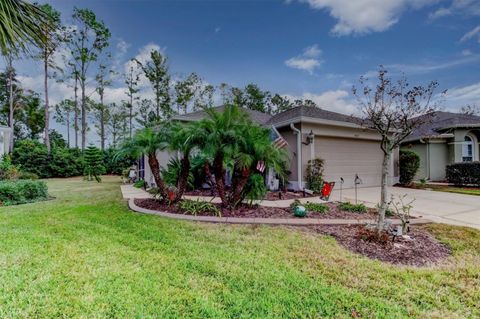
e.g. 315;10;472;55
128;198;432;226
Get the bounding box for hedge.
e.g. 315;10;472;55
446;162;480;186
0;180;49;206
399;150;420;185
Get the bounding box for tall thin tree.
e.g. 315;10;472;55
66;8;110;150
124;63;140;137
36;3;61;154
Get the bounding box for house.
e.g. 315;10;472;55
0;126;12;156
142;106;400;190
401;111;480;181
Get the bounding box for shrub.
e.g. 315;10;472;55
399;150;420;185
0;155;20;180
446;162;480;186
103;148;136;175
305;158;324;192
304;202;329;214
133;180;146;188
242;173;267;205
0;180;48;206
339;202;368;213
12;139;84;178
18;172;39;180
179;199;221;217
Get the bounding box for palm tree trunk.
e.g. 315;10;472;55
230;167;250;208
66;114;70;148
8;62;14;153
174;152;190;202
213;152;227;206
100;93;105;151
147;153;168;200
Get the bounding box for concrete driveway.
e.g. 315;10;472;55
332;186;480;229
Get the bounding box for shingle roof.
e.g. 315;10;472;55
172;106;272;125
266;106;362;127
406;111;480;141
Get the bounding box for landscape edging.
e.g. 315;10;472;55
128;198;433;226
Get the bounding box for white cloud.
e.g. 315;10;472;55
285;44;323;74
444;82;480;109
296;0;438;35
116;38;131;54
429;0;480;19
363;54;480;77
284;89;358;115
214;27;221;33
462;49;473;56
460;25;480;43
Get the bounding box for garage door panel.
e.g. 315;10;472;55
315;137;382;188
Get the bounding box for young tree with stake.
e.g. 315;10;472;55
353;67;441;233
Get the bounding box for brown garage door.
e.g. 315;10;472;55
315;136;383;188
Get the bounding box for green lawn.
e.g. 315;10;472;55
1;176;479;318
426;184;480;196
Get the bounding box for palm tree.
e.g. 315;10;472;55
198;105;250;206
116;127;169;200
198;105;288;208
167;121;205;202
0;0;49;53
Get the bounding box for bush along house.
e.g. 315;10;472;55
401;111;480;182
141;105;400;191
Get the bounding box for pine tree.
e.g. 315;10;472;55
83;145;105;182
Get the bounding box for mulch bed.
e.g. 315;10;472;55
133;198;449;266
307;225;451;266
184;189;319;201
134;199;380;219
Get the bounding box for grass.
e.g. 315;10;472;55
426;184;480;196
0;176;479;318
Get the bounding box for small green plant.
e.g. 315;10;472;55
418;178;427;188
304;202;329;214
375;203;394;217
305;158;324;193
339;201;368;214
399;150;420;185
133;179;146;188
179;199;222;217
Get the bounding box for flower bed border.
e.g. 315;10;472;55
128;198;433;226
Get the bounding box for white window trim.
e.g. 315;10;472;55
462;134;475;162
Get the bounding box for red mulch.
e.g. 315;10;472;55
135;199;379;219
307;225;451;266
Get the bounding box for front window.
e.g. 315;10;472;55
462;135;474;162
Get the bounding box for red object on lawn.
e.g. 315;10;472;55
320;182;335;201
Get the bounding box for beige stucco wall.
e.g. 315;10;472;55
404;143;427;180
429;142;449;181
290;122;398;189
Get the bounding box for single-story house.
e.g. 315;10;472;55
0;125;12;156
142;106;400;190
401;111;480;181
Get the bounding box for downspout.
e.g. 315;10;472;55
290;123;302;190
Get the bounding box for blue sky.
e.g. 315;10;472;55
9;0;480;143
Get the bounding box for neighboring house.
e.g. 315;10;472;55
142;106;400;190
401;111;480;181
0;126;12;156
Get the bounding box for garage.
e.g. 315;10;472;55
315;136;384;188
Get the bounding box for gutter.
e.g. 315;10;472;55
290;123;302;190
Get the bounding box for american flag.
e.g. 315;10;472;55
273;136;288;149
256;161;266;173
